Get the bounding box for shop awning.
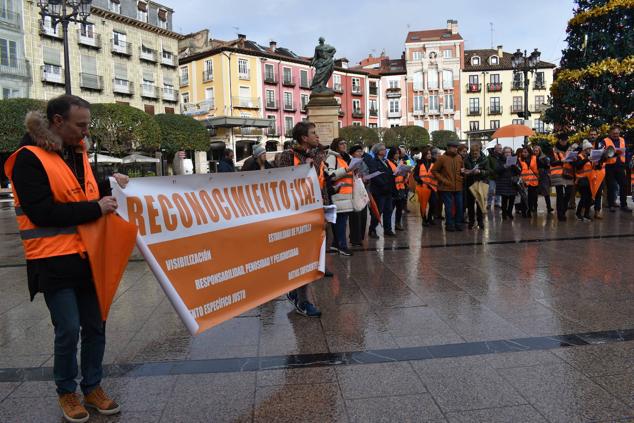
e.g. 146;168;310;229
205;116;273;129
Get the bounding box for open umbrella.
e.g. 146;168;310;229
368;193;382;225
491;124;534;139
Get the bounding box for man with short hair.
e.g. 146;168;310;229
432;140;465;231
603;126;631;211
217;148;236;172
4;95;127;422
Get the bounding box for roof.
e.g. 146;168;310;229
406;29;462;43
464;49;557;72
351;58;406;76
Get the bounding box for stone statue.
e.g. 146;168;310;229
310;37;336;94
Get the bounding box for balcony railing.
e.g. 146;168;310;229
351;86;363;96
534;81;547;90
182;100;215;116
466;83;481;93
41;65;64;84
161;53;176;67
0;59;29;78
0;10;21;28
511;104;524;113
413;107;425;116
264;73;277;84
265;99;278;110
40;23;62;39
369;108;378;117
333;83;343;93
386;88;401;98
139;47;158;62
487;82;502;92
202;70;213;82
352;109;363;118
387;110;402;118
442;106;455;114
77;31;101;49
238;70;250;80
511;82;524;90
283;102;296;112
233;96;260;108
113;79;134;95
487;106;503;115
79;73;103;90
467;108;481;116
282;76;295;87
162;87;178;102
428;107;440;115
140;84;159;98
111;39;132;56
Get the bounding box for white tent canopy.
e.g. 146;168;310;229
121;154;160;164
88;153;122;164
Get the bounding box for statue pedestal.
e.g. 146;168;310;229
306;92;340;147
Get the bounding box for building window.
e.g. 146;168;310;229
490;120;500;130
182;92;189;103
300;69;309;88
442;70;453;90
512;119;525;125
535;72;545;88
444;119;454;131
352;77;361;94
369;123;378;128
490;97;501;113
471;56;480;65
352;121;361;127
301;94;309;110
179;66;188;86
512;96;523;112
0;38;17;67
264;63;275;82
284;116;294;136
204;87;214;101
412;51;422;61
468;74;479;84
429;95;439;112
284;92;293;109
203;59;213;81
352;99;360;112
490;74;500;84
428;119;439;132
469;121;480;131
513;72;523;89
389;99;400;113
136;1;148;22
265;90;275;107
389;80;399;89
333;74;341;91
427;69;438;90
158;8;168;29
413;95;424;112
79;23;95;39
112;30;126;48
469;98;480;113
43;46;62;81
413;72;423;91
108;0;120;13
238;58;249;79
534;119;545;133
444;94;454;111
489;55;499;65
283;67;292;85
3;88;20;98
443;49;452;59
369;99;377;115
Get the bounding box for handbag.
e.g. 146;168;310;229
352;176;369;211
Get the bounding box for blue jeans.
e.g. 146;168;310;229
440;191;464;228
369;193;393;233
334;212;350;250
44;285;105;395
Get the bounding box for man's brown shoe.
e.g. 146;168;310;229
84;386;121;415
59;393;89;423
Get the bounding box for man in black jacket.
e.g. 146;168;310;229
7;95;127;422
367;143;396;238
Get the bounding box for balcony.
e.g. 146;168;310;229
487;82;503;92
352;109;363;118
333;83;343;93
77;31;101;49
351;86;363;96
283;102;296;112
233;96;260;109
530;103;548;113
182;100;214;116
162;87;178;102
111;39;132;56
0;59;29;78
387;110;402;118
428;107;441;115
369;108;378;117
202;70;213;82
79;73;103;90
386;88;401;98
467;108;481;116
113;79;134;95
487;106;503;115
139;47;158;63
41;65;64;85
0;10;21;28
369;86;378;96
140;84;159;99
264;73;277;84
534;81;547;90
238;70;250;80
282;76;295;87
511;104;524;113
466;83;481;93
511;82;524;90
40;23;62;40
161;52;176;67
265;99;278;110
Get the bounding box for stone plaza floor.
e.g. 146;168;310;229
1;196;634;422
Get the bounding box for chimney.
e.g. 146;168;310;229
447;19;458;35
497;45;503;57
269;40;277;52
237;33;246;41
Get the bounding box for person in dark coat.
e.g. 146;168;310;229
495;146;521;220
367;143;396;238
217;148;236;172
464;141;493;229
242;145;273;171
532;144;553;214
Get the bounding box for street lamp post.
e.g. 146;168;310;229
37;0;93;95
511;48;541;143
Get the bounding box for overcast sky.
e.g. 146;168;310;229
159;0;575;66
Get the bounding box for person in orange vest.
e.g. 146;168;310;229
413;147;438;227
277;121;328;317
325;138;354;256
4;95;128;422
587;128;606;218
550;134;576;221
386;148;408;231
575;140;598;221
603;125;631;212
518;147;539;217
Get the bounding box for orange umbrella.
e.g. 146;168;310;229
368;193;382;225
491;124;535;139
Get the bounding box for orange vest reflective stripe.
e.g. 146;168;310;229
520;156;539;187
387;160;406;190
604;137;626;165
418;162;438;191
551;151;575;179
335;156;353;195
293;153;325;190
575;153;593;181
4;145;100;260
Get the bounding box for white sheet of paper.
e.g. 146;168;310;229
505;156;517;166
393;164;413;176
590;149;604;161
564;151;578;162
363;171;383;181
323;205;337;223
348;157;363;171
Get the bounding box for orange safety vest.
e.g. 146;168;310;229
334;156;353;194
551;151;575;179
293;153;325;190
418;162;438;191
603;137;626;165
387;160;406;190
4;144;100;260
520;156;538;187
575;152;593;181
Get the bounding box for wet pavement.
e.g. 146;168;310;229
1;196;634;422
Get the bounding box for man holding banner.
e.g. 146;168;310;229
4;95;130;422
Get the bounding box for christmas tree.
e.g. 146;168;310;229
545;0;634;136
